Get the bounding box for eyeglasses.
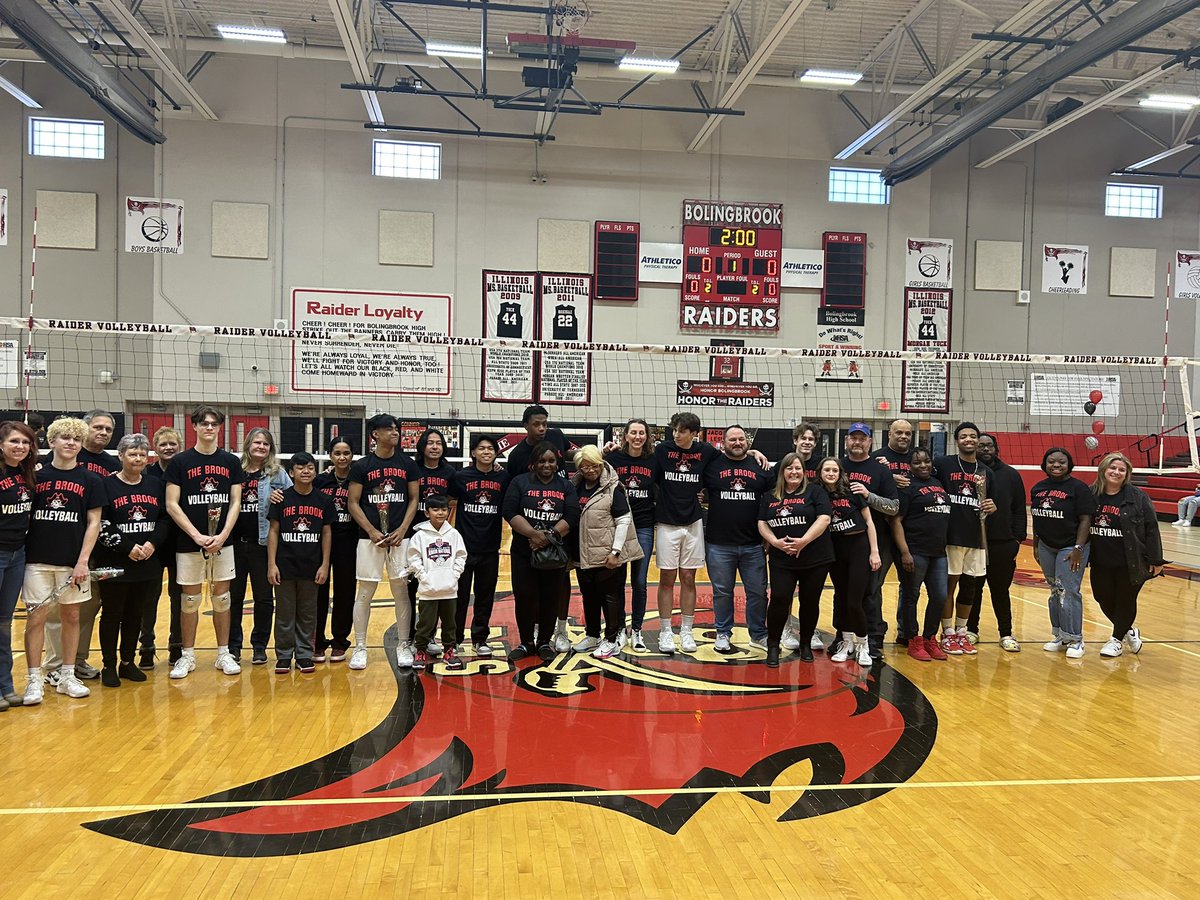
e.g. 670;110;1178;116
198;421;220;428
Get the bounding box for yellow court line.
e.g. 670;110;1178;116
3;773;1199;818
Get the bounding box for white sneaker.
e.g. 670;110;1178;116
748;638;767;651
169;655;196;679
215;651;241;675
714;633;732;652
780;630;800;651
1000;636;1021;653
553;630;571;653
631;629;647;651
56;674;90;698
830;641;851;663
1065;641;1085;659
809;632;825;651
348;646;368;670
855;641;873;666
592;639;620;660
1125;627;1143;654
678;627;697;653
1043;639;1068;653
395;641;414;668
572;635;600;653
1173;519;1187;525
658;627;676;653
474;641;494;657
427;638;443;655
1100;637;1124;658
22;674;44;706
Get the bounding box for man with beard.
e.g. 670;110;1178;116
875;419;917;646
964;433;1025;652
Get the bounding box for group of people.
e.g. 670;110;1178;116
0;404;1168;710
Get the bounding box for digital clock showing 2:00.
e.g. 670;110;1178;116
708;226;760;247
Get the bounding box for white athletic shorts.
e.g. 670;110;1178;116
176;547;236;586
356;538;410;582
655;521;706;571
24;563;91;607
946;545;987;577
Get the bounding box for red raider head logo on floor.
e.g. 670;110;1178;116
88;590;937;856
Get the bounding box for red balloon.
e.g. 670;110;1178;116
1091;420;1105;435
1089;389;1103;404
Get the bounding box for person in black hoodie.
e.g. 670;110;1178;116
1088;452;1164;658
964;433;1026;653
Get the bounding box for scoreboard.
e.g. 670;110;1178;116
680;200;783;333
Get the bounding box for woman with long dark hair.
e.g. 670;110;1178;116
0;421;35;709
314;437;357;662
605;418;655;651
1089;452;1164;657
817;456;879;666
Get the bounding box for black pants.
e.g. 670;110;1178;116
1090;564;1142;638
316;532;357;652
864;532;892;643
767;559;828;647
577;564;627;642
101;580;158;668
139;551;181;662
511;553;566;649
455;551;500;645
965;539;1018;637
230;538;272;655
829;532;870;637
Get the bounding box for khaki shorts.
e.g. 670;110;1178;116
655;521;706;571
176;546;236;585
356;538;410;582
24;563;92;607
946;545;987;577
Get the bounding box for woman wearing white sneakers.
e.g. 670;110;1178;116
1089;452;1164;658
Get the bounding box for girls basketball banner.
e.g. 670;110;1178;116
481;270;537;403
538;272;593;405
904;238;953;290
125;196;185;254
1174;251;1200;300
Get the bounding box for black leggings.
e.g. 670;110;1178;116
511;553;566;648
1090;565;1142;639
456;551;500;645
767;559;828;647
100;580;159;668
829;532;870;637
316;532;357;652
965;539;1018;637
577;564;627;641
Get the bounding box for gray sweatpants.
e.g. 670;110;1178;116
274;580;318;663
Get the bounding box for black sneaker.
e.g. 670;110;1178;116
274;660;291;674
799;645;814;663
536;644;555;662
252;648;268;665
297;660;316;674
101;667;121;688
137;650;155;670
507;643;531;661
118;662;148;682
766;645;780;668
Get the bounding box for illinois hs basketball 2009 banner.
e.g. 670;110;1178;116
482;270;537;403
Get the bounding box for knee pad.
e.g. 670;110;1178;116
180;593;203;614
210;591;232;613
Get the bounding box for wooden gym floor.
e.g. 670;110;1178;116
2;530;1199;898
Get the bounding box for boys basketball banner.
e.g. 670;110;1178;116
125;196;185;254
901;287;952;414
1174;251;1200;300
904;238;953;290
538;273;593;405
0;188;7;246
1041;244;1088;294
482;270;537;403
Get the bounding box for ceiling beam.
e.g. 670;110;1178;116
688;0;814;152
329;0;383;124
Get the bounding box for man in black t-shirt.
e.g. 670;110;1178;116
704;425;771;652
138;426;184;668
165;405;245;680
874;419;917;644
451;434;508;655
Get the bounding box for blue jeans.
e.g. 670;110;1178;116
0;546;27;695
1035;542;1090;642
705;542;767;641
907;553;948;639
630;527;654;630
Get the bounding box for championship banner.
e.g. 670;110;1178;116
901;287;952;414
1174;251;1200;300
482;270;537;403
901;361;951;414
290;288;451;396
0;188;8;246
538;273;593;405
904;238;953;289
125;196;184;254
780;249;825;289
1041;243;1088;294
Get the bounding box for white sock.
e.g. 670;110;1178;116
681;615;694;631
659;617;672;633
942;618;954;634
217;644;229;655
62;665;75;679
28;666;41;678
843;631;855;641
555;617;568;634
955;617;968;631
183;647;195;657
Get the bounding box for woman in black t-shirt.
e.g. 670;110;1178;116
0;421;35;708
757;452;833;667
891;448;952;662
314;437;357;662
818;457;879;667
1088;452;1164;658
408;428;458;652
606;418;656;651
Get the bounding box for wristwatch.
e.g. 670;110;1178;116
1072;544;1083;552
609;549;621;557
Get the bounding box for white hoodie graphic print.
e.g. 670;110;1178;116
406;519;467;600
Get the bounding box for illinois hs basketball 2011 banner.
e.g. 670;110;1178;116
538;272;593;405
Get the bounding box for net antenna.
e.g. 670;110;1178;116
22;205;38;423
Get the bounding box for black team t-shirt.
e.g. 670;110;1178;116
165;447;245;554
76;447;119;478
314;471;354;539
27;464;103;567
932;455;992;549
408;462;456;536
506;429;569;478
1030;476;1097;550
502;472;580;558
704;455;771;545
1089;488;1126;564
269;487;335;581
96;476;168;581
841;455;899;541
348;451;420;541
758;485;834;569
826;489;869;537
652;440;718;526
606;450;656;529
898;476;952;558
237;469;262;540
451;467;509;553
876;445;912;481
0;466;33;551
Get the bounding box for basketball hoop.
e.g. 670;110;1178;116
555;1;592;35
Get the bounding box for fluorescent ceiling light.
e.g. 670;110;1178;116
1124;142;1196;170
1139;94;1200;110
618;57;680;74
0;73;41;109
425;41;484;60
799;68;863;87
216;25;286;44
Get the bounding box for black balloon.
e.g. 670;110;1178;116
1084;401;1097;415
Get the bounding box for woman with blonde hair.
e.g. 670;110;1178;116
1088;452;1164;657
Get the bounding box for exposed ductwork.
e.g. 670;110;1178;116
0;0;164;143
880;0;1200;186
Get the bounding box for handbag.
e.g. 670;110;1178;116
530;530;569;570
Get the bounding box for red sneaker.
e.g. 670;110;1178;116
413;650;427;671
926;636;949;661
941;632;963;656
907;638;932;662
958;632;979;655
442;647;465;671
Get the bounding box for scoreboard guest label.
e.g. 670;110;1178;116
680;200;783;334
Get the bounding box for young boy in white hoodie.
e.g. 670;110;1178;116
407;494;467;671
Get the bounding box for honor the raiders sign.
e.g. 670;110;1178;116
676;380;775;407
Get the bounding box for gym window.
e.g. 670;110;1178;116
28;117;105;159
828;167;890;205
1104;182;1161;218
372;140;441;180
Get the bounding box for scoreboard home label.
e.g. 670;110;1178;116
680;200;783;334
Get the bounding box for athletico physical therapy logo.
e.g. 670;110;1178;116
87;589;937;856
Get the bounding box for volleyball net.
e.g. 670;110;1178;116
0;316;1195;473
